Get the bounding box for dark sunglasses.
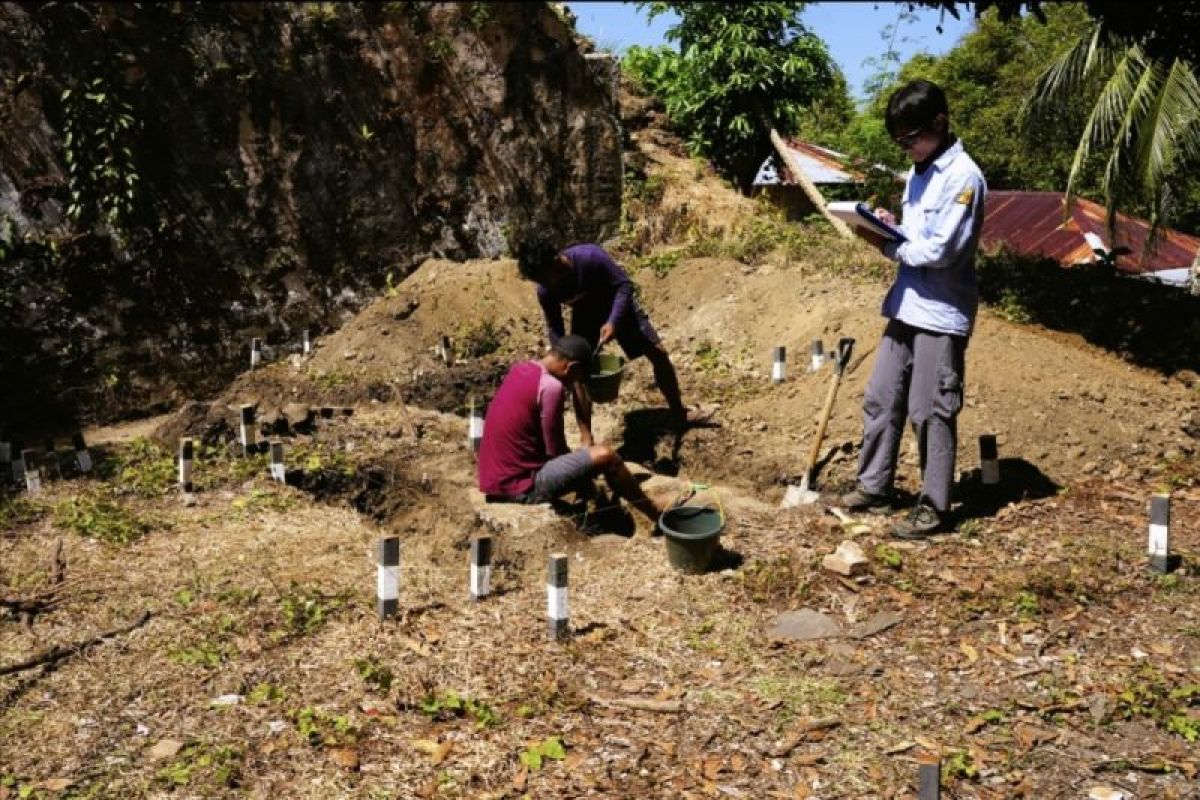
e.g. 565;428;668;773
893;128;923;148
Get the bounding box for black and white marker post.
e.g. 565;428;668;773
979;434;1000;486
250;337;262;369
11;439;25;485
437;334;451;365
810;339;825;372
178;438;194;492
469;535;492;601
302;329;312;357
1148;493;1180;574
771;346;786;384
468;396;484;455
547;553;570;642
9;439;24;485
376;537;400;619
239;404;256;457
269;441;286;484
73;432;93;474
21;448;41;495
918;757;941;800
0;437;10;485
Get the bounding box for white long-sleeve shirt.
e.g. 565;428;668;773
881;138;987;337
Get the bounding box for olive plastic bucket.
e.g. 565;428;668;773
588;353;626;404
659;505;724;574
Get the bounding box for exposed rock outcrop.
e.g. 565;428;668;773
0;2;621;428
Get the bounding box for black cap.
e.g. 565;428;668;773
552;335;593;366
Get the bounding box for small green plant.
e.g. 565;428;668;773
312;369;351;391
279;583;343;636
694;340;722;373
518;736;566;771
874;544;903;569
155;743;242;789
1167;713;1200;742
1010;590;1041;619
52;492;153;545
248;682;285;705
353;657;395;693
294;706;357;748
455;318;503;358
420;690;501;728
231;487;295;515
943;749;977;780
465;2;491;29
993;287;1034;324
631;250;680;278
169;640;229;669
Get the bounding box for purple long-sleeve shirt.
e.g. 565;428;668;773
535;244;633;344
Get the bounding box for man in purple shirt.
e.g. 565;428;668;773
477;334;665;522
517;237;709;440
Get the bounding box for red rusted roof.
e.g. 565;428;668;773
981;190;1200;273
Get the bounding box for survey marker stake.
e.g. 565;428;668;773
1148;493;1180;574
73;432;93;474
178;438;194;492
810;339;825;372
10;439;25;485
302;329;312;357
468;396;484;455
469;535;492;601
771;346;786;384
22;449;41;495
269;441;286;484
377;537;400;619
250;337;262;369
918;757;941;800
547;553;569;642
979;434;1000;486
239;404;256;457
0;438;10;485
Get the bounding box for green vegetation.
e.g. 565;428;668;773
96;437;174;498
420;690;501;729
353;656;395;694
0;495;47;529
52;491;154;545
518;736;566;771
155;743;242;789
630;250;680;278
278;582;344;636
1114;667;1200;742
169;639;230;669
293;706;358;748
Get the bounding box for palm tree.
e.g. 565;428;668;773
1025;23;1200;294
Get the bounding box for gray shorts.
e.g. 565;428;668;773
531;448;595;502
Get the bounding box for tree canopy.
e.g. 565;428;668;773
623;2;840;188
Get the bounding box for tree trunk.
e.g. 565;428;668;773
768;128;852;238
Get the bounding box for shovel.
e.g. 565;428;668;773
781;337;855;508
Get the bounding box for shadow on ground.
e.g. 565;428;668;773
955;457;1061;520
616;407;682;476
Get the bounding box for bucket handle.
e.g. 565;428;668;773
669;481;725;527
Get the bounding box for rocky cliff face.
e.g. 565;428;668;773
0;2;621;429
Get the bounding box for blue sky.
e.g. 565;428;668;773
564;2;976;100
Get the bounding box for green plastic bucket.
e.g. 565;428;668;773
588;353;626;404
659;505;724;574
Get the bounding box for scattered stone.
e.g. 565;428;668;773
848;610;904;640
822;540;868;577
767;609;841;641
1088;788;1126;800
210;694;243;707
146;739;184;762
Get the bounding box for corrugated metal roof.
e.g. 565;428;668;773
981;190;1200;274
753;140;902;186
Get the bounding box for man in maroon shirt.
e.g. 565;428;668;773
477;335;664;522
516;237;713;440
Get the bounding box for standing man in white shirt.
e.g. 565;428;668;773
840;79;987;539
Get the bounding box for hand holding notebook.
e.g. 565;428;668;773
826;201;907;242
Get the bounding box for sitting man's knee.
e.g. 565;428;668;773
589;445;617;468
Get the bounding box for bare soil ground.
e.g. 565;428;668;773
3;105;1200;800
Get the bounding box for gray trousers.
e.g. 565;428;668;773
856;319;967;512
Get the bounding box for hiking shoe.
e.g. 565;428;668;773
890;501;948;540
839;485;892;513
